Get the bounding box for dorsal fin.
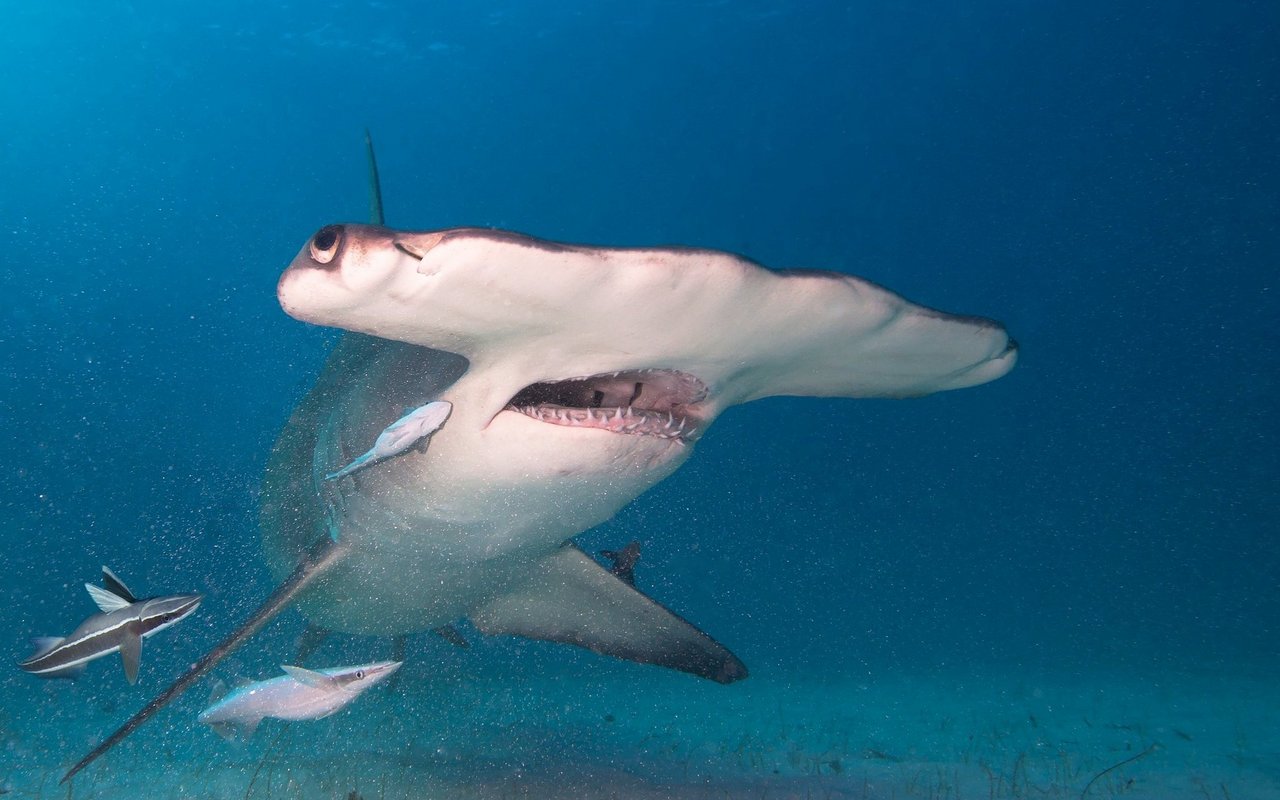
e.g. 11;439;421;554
85;583;132;613
101;566;137;603
365;128;384;226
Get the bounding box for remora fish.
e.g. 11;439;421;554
197;660;401;739
64;133;1017;783
19;567;201;684
324;400;452;481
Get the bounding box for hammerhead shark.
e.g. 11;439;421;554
62;134;1016;782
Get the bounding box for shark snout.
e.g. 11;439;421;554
985;334;1019;374
950;333;1018;390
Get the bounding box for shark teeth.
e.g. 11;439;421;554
511;404;695;441
505;368;707;442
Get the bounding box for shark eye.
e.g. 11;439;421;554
310;225;342;264
355;670;365;679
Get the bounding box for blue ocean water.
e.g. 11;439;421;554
1;1;1276;797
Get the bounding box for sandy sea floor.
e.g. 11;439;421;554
3;650;1276;799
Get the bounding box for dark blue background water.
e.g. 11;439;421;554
2;0;1276;691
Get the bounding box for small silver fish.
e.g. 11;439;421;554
324;401;452;481
18;566;201;684
197;660;401;739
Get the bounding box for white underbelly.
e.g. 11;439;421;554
291;485;565;635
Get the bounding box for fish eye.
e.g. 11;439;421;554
355;670;365;679
310;225;342;264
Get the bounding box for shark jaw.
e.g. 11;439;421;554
505;368;710;442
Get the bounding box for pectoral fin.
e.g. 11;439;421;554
470;545;747;684
120;626;142;685
206;679;229;707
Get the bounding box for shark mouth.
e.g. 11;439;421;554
507;369;708;442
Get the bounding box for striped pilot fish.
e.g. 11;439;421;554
198;660;401;740
18;566;201;684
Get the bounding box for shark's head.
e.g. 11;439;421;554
277;222;1015;554
277;224;737;502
